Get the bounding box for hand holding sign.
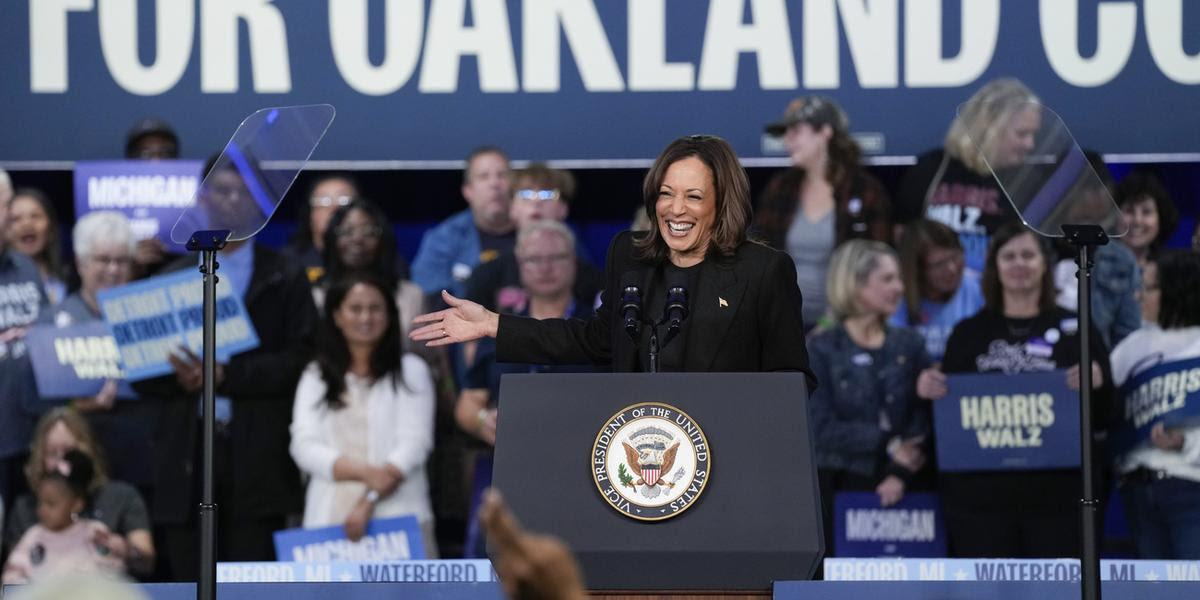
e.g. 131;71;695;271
876;475;905;507
1150;422;1185;452
917;366;947;401
168;345;225;393
73;380;118;412
1066;361;1104;391
344;500;373;542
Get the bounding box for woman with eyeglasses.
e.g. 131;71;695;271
40;212;156;498
755;95;892;331
286;174;363;284
317;200;424;343
891;219;984;362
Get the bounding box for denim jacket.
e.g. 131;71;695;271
411;210;481;297
807;324;932;478
1091;242;1141;349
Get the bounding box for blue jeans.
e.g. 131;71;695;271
1121;476;1200;559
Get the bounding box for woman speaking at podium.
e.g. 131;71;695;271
411;135;815;386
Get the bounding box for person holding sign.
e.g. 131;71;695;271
290;273;437;553
807;240;934;552
924;222;1112;558
1111;250;1200;559
41;212;154;491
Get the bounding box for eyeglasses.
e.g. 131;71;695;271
517;253;572;268
89;255;133;268
335;225;382;239
924;252;964;272
515;189;561;203
311;195;353;208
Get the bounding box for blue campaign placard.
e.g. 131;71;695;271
24;321;135;399
96;269;260;381
934;370;1080;472
73;160;203;253
1114;356;1200;455
273;516;426;562
833;492;946;558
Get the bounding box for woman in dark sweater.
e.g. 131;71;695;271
926;222;1112;557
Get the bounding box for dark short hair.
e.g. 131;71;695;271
1156;250;1200;329
981;221;1056;314
463;146;509;184
898;219;963;324
633;135;751;263
1114;169;1179;254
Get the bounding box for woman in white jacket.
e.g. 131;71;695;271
290;272;437;554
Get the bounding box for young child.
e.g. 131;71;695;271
2;449;125;584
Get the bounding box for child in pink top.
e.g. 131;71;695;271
2;450;124;584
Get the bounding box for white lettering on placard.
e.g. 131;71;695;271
627;0;693;91
698;0;797;90
329;0;424;96
845;509;936;542
99;0;193;95
1144;0;1200;84
1040;0;1136;87
29;0;94;92
201;0;291;93
804;0;898;89
905;0;998;87
419;0;518;93
290;531;413;562
87;175;198;209
523;0;623;92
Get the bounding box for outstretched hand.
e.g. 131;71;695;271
410;290;500;347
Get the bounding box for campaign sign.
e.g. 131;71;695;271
273;516;426;563
935;370;1080;471
24;321;135;399
96;269;260;381
1114;356;1200;455
834;492;946;558
73;160;203;253
822;557;1200;582
216;560;497;583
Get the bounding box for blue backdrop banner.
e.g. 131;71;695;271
934;370;1080;471
1;1;1198;164
73;160;203;252
833;492;946;558
273;516;427;562
96;269;260;381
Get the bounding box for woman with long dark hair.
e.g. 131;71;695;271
290;272;437;551
756;96;891;330
5;188;66;304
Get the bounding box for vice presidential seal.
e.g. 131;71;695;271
591;402;710;521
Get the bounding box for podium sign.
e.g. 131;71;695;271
492;373;821;590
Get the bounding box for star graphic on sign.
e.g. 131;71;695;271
1144;571;1160;581
954;569;968;581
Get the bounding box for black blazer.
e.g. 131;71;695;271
496;231;817;389
133;245;318;522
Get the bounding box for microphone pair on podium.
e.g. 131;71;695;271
620;271;689;350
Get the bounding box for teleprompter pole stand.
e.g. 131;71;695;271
1062;224;1106;600
186;229;231;600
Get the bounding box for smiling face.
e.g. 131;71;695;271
78;239;134;298
996;232;1046;297
333;282;390;349
5;195;50;258
856;253;904;318
334;208;382;269
655;156;717;268
1120;196;1160;255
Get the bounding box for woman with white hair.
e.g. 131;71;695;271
44;212;154;495
894;78;1038;274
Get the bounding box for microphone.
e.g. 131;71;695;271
660;270;689;348
619;271;643;341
